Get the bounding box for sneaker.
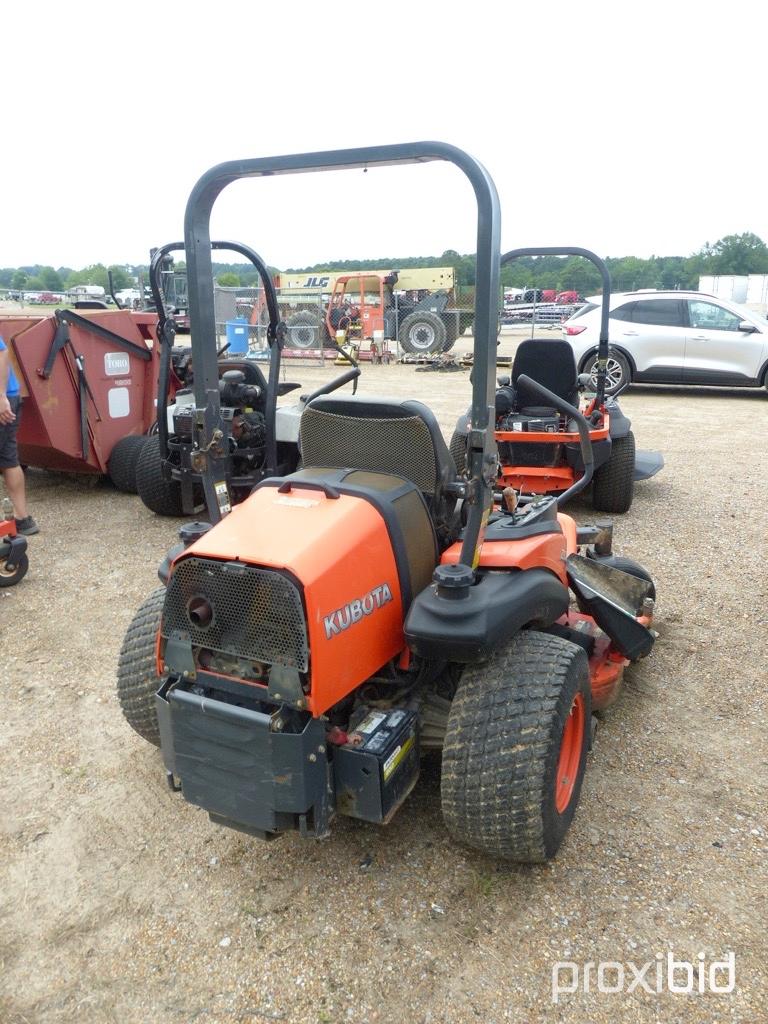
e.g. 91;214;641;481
14;516;39;536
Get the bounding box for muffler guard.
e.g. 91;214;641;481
157;682;331;838
566;553;655;661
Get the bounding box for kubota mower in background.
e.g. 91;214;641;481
116;143;658;863
450;248;664;514
135;240;359;518
0;309;171;493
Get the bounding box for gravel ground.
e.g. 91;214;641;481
1;330;766;1023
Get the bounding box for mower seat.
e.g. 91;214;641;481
299;394;458;542
511;338;579;412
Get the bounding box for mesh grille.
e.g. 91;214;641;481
162;557;308;672
301;408;438;494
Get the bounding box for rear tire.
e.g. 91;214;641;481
398;311;447;354
285;311;323;350
108;435;147;493
592;432;635;513
441;630;591;862
135;436;185;516
116;588;165;746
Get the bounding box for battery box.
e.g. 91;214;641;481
333;708;420;823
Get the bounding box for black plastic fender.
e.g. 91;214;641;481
606;399;632;439
404;568;569;663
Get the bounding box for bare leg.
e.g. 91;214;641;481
1;466;27;519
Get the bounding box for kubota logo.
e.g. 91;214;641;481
323;584;393;640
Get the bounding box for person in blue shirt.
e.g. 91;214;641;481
0;336;38;535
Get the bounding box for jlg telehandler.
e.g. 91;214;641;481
117;143;658;862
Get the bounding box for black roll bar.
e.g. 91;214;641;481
500;247;612;408
183;143;501;560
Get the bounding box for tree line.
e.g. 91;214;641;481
4;232;768;295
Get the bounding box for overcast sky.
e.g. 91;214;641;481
3;0;766;271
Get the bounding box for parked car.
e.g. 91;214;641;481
562;290;768;394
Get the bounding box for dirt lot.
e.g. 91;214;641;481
1;331;766;1023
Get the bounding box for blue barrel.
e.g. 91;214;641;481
225;317;249;354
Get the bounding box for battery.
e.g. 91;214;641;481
333;708;419;823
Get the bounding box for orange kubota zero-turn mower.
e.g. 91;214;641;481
450;248;664;515
116;144;658;862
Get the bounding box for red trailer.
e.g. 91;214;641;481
0;309;170;490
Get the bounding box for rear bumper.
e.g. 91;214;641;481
157;679;331;839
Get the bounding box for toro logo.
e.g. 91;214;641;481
104;352;130;376
323;583;393;640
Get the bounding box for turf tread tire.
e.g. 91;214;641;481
592;431;635;513
441;630;591;862
116;587;165;746
108;435;147;493
135;436;185;516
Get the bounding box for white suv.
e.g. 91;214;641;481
562;291;768;394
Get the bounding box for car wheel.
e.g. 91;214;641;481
585;349;630;395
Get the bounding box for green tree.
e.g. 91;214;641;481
558;257;602;295
705;232;768;275
39;266;64;291
107;265;133;290
609;257;660;292
64;264;110;290
11;270;29;290
217;272;241;287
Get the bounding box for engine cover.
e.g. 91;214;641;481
165;473;432;715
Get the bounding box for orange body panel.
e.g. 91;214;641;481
326;275;385;340
499;465;574;494
440;511;578;586
181;485;405;716
496;416;610;494
561;612;628;710
495;421;610;445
